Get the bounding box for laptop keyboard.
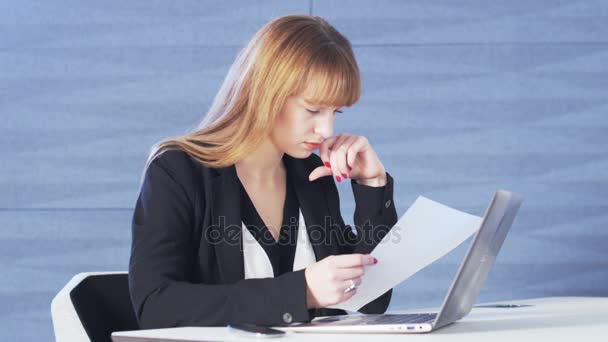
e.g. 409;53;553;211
310;313;438;326
363;313;437;324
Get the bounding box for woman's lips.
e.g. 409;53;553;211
304;142;321;151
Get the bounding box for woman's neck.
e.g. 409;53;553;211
235;138;285;184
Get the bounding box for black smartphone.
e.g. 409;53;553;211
227;323;286;338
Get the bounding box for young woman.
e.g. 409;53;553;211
129;14;398;329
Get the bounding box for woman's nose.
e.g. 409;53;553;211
314;113;334;139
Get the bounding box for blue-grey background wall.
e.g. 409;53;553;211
2;1;607;341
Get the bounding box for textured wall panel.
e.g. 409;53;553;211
1;1;607;341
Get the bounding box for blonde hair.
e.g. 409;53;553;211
144;14;361;172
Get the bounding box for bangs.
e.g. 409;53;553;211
294;46;361;108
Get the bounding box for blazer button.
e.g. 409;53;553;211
385;199;392;208
282;312;293;323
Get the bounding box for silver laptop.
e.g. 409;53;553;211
284;190;523;334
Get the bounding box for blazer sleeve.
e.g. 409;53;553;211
128;154;311;328
322;167;399;314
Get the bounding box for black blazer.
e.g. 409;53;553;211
129;149;398;328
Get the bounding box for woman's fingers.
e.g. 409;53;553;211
312;134;371;183
319;136;338;166
305;254;378;308
308;165;333;182
341;286;357;301
310;135;339;182
335;266;365;281
328;253;377;268
346;136;367;171
336;135;358;179
329;146;340;182
329;134;350;182
348;276;363;288
340;276;362;292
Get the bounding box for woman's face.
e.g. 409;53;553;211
270;93;342;159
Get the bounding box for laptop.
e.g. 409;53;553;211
282;189;523;334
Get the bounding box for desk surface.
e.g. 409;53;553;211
112;297;608;342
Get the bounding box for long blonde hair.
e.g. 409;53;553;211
144;15;361;172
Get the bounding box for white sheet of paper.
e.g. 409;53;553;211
327;196;482;312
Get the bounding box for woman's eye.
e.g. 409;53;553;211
306;108;343;114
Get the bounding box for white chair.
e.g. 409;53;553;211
51;272;139;342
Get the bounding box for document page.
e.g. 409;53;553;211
327;196;482;312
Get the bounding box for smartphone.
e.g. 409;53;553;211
227;323;286;338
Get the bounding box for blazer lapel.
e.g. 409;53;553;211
285;155;338;261
209;164;245;284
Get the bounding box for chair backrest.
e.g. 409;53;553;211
51;272;139;342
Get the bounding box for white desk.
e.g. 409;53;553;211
112;297;608;342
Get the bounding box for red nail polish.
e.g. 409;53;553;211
342;173;348;179
336;175;341;182
324;161;331;168
348;166;352;171
374;258;378;264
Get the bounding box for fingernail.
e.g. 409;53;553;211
373;258;378;264
336;175;341;182
342;173;348;179
324;161;331;168
348;166;352;171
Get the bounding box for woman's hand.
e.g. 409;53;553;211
304;254;378;309
308;133;387;186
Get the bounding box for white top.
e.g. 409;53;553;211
242;208;317;279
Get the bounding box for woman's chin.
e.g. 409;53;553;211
286;147;314;159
